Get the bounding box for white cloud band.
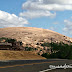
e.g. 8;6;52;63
63;19;72;35
20;0;72;18
0;10;28;27
20;10;56;18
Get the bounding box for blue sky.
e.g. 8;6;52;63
0;0;72;37
0;0;25;15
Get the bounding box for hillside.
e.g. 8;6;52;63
0;27;72;44
0;27;72;55
0;50;46;60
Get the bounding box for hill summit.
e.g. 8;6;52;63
0;27;72;44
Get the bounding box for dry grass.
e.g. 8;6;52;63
0;50;46;60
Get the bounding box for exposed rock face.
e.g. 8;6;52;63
0;27;72;55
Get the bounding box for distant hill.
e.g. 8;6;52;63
0;27;72;55
0;27;72;44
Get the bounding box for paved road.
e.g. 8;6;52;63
0;59;72;72
46;69;72;72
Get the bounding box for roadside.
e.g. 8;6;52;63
0;50;46;60
0;59;71;72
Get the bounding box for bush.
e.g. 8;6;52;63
35;48;38;50
25;47;34;51
0;37;16;44
41;42;50;47
41;42;72;59
0;37;7;41
18;41;23;46
6;38;16;43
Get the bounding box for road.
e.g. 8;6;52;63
0;59;72;72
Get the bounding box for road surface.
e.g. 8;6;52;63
0;59;72;72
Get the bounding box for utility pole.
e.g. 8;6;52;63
51;37;53;53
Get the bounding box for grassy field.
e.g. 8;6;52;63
0;50;46;60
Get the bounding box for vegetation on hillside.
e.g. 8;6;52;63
0;37;16;43
1;37;72;59
0;37;23;50
25;47;34;51
41;42;72;59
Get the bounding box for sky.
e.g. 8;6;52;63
0;0;72;37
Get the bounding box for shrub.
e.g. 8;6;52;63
41;42;50;47
0;37;7;41
41;42;72;59
6;38;16;43
25;47;34;51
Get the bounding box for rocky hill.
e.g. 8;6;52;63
0;27;72;55
0;27;72;44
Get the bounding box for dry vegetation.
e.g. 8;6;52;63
0;50;46;60
0;27;72;60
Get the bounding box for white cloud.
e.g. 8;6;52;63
20;10;56;19
40;0;72;4
0;10;28;28
19;0;57;18
20;0;72;18
22;0;72;11
63;19;72;35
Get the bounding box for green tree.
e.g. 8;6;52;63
41;42;72;59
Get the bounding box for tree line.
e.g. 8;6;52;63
41;42;72;59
